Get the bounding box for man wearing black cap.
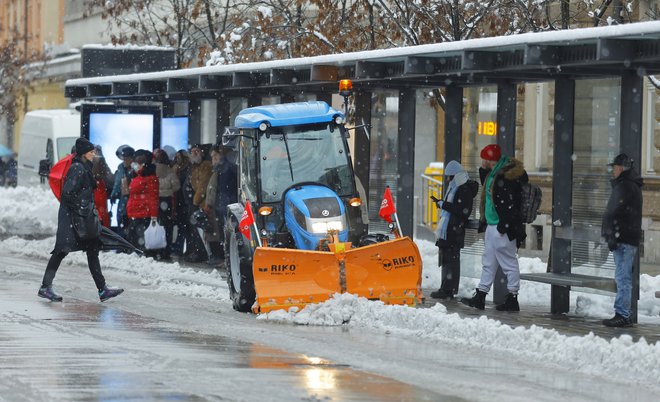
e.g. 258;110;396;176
39;138;124;303
601;153;643;327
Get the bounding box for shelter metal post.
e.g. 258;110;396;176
493;81;517;305
620;72;644;323
397;88;416;237
188;99;202;146
353;90;372;208
216;95;230;144
444;86;462;162
551;78;575;314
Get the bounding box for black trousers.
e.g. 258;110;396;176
438;246;461;295
42;250;106;291
158;197;175;258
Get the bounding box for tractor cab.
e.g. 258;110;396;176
225;101;365;247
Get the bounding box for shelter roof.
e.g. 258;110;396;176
65;21;660;100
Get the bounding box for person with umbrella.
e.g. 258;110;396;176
38;138;124;302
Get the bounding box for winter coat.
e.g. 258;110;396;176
436;179;479;249
206;160;238;216
191;160;213;207
126;164;159;219
52;157;100;254
155;163;181;197
111;163;133;222
601;168;643;250
479;157;528;248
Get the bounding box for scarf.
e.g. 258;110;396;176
484;156;509;225
435;170;469;241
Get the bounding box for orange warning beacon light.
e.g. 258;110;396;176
339;79;353;97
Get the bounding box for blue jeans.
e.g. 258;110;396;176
613;243;636;318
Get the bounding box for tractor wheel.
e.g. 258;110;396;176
224;215;256;312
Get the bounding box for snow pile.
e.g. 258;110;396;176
258;293;660;385
0;236;229;301
0;186;59;236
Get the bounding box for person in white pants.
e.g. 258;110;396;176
461;144;528;311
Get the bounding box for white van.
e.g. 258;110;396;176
17;109;80;186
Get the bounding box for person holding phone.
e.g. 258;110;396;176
431;160;479;300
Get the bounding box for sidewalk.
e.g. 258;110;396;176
420;292;660;343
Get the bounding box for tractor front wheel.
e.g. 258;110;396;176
224;214;256;312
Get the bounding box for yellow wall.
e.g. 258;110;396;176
13;80;70;151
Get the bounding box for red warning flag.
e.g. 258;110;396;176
379;186;396;223
239;201;255;240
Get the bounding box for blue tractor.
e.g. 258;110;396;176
223;101;422;313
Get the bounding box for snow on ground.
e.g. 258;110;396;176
0;186;59;236
2;185;660;386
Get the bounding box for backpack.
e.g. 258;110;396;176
520;181;542;224
48;154;75;201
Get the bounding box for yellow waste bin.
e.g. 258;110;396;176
423;162;444;226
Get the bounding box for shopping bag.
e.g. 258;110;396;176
144;221;167;250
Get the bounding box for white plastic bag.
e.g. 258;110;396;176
144;221;166;250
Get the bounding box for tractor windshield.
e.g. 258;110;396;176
260;123;355;203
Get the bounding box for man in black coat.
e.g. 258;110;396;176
38;138;124;303
431;160;478;300
601;153;643;327
462;144;528;311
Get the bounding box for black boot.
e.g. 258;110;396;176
495;293;520;312
429;288;454;300
602;313;633;327
38;286;63;302
461;289;487;310
99;286;124;302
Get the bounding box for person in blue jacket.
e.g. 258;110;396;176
431;160;478;300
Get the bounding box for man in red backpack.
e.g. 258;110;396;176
38;138;124;303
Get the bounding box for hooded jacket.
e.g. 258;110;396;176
435;178;479;249
127;163;159;219
479;157;528;247
601;168;643;249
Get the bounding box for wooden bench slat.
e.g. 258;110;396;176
520;273;616;293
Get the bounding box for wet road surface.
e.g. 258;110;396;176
0;275;459;402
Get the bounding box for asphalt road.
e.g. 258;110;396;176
1;251;659;402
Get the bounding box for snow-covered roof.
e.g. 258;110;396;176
65;21;660;99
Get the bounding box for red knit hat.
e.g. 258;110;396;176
480;144;501;161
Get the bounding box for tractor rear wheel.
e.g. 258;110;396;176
224;215;256;312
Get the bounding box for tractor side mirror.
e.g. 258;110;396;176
221;127;240;150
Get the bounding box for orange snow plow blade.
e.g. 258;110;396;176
251;237;422;313
252;248;342;313
344;237;422;306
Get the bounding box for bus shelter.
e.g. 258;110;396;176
65;22;660;320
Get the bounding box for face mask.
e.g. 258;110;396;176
131;162;140;172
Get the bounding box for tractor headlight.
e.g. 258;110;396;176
311;220;344;233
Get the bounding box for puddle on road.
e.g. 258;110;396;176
1;291;464;402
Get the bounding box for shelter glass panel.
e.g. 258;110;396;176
462;86;498;172
571;78;621;275
518;83;555;173
369;91;399;233
460;86;498;275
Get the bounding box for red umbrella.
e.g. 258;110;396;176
48;154;75;201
